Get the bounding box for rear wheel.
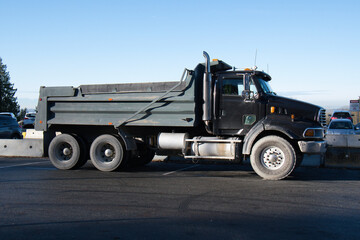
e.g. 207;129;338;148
128;142;155;167
250;136;296;180
90;134;127;171
73;135;88;168
49;134;82;170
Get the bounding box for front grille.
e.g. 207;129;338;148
318;108;327;127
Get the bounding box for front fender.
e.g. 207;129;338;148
242;120;264;155
242;116;307;155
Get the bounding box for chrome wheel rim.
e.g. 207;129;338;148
261;146;285;170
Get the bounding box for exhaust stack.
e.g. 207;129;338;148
202;51;212;125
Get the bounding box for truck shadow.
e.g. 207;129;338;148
290;166;360;181
122;160;360;181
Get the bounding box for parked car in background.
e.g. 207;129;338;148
0;115;23;139
23;112;36;128
355;123;360;134
329;110;353;123
326;119;358;135
0;112;16;119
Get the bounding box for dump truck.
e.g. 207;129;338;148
35;52;326;180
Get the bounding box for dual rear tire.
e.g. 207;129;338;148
48;134;87;170
49;134;130;171
90;134;127;171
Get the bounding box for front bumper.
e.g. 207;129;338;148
298;140;327;154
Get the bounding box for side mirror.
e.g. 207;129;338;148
242;90;254;101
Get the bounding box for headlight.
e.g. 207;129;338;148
303;128;324;138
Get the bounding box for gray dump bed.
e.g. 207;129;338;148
35;69;200;131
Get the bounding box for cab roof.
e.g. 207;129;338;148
203;60;271;81
201;60;233;72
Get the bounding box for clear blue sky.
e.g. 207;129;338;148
1;0;359;110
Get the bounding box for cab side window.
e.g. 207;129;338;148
222;77;244;96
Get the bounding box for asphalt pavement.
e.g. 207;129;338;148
1;157;360;240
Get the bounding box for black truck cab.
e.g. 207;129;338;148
208;68;326;142
213;70;270;136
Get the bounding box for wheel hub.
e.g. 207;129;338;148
63;147;71;156
261;147;285;170
268;154;278;162
104;149;114;157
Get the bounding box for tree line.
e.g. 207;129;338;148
0;57;28;121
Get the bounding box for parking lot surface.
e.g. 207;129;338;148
1;157;360;240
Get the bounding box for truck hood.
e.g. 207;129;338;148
266;95;323;123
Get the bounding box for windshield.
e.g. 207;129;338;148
329;121;353;129
254;76;275;95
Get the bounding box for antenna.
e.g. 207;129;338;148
254;49;257;66
253;49;258;70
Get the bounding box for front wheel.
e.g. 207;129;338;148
250;136;296;180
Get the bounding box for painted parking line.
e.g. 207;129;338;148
0;161;47;169
25;167;56;170
162;165;199;176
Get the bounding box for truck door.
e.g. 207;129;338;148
215;73;264;136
